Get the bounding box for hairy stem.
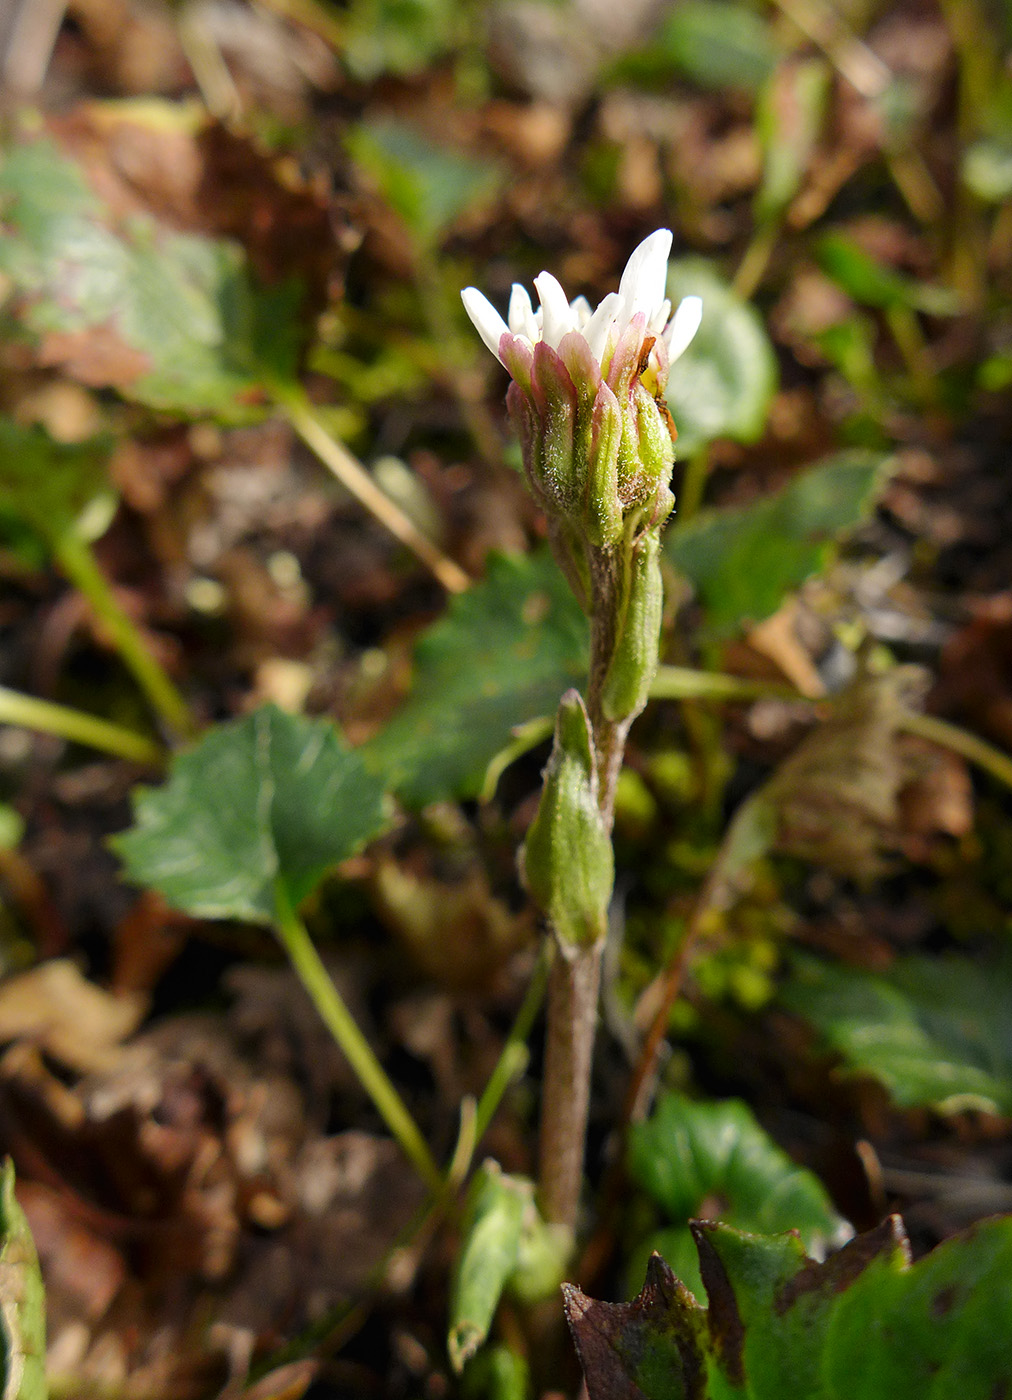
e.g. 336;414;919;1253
538;940;604;1231
538;557;633;1230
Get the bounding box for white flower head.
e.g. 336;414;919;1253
461;229;702;380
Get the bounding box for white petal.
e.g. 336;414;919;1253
534;271;575;349
649;298;671;335
461;287;510;364
508;284;539;341
583;291;622;363
664;295;703;363
569;294;593;329
618;229;673;320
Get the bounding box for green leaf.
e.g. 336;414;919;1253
612;1;780;94
816;232;961;317
667;451;890;638
782;952;1012;1115
565;1214;1012;1399
340;0;459;81
0;137;304;417
449;1163;529;1374
113;705;388;924
363;550;589;807
345;118;502;249
664;259;778;456
0;1161;47;1400
0;419;114;540
460;1345;530;1400
628;1092;849;1301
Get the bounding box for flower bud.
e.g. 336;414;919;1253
520;690;613;948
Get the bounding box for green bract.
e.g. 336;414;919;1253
521;690;613;947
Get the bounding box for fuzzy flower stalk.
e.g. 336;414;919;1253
463;232;701;1231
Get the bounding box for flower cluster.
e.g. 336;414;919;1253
462;230;701;559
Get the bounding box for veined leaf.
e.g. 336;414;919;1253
0;135;305;417
667;451;890;638
782;952;1012;1115
628;1092;849;1300
364;550;589;807
565;1214;1012;1399
113;705;389;924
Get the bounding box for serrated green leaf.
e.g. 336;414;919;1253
566;1214;1012;1400
0;1161;47;1400
628;1092;849;1301
664;260;778;456
0;137;304;417
346;118;502;249
0;419;114;540
113;705;388;924
667;451;890;638
364;550;589;807
782;952;1012;1114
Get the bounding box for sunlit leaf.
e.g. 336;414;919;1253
665;259;778;456
782;952;1012;1115
0;136;305;417
364;550;589;806
667;451;890;637
628;1092;849;1300
0;1161;46;1400
566;1214;1012;1399
113;705;389;924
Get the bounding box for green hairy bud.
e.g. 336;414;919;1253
521;690;614;948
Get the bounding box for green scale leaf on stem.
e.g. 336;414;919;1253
0;1161;46;1400
565;1213;1012;1399
113;704;389;924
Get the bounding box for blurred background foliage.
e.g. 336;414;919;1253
2;0;1012;1392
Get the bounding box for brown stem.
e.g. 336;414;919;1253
538;939;604;1230
537;537;650;1229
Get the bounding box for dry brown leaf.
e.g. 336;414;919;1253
0;960;145;1073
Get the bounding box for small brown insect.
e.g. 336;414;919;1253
636;334;657;377
636;334;678;442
